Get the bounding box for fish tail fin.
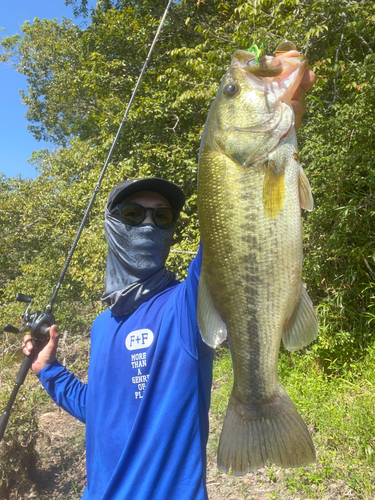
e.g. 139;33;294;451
217;389;315;475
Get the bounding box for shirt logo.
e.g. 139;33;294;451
125;329;154;350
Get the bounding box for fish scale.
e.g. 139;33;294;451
197;48;318;474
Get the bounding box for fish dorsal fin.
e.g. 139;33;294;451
282;285;318;351
299;166;314;211
197;269;227;348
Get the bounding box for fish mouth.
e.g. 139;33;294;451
231;49;307;83
232;50;283;77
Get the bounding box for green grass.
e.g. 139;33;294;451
210;343;375;499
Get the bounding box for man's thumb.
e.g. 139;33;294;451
48;324;60;347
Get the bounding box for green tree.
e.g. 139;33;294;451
0;0;374;362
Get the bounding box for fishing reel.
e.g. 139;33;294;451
3;293;54;340
0;294;55;441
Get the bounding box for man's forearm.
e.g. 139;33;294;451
37;360;87;423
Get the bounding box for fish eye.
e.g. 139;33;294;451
223;83;240;97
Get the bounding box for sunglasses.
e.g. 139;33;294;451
113;203;179;230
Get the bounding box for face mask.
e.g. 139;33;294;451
101;209;177;316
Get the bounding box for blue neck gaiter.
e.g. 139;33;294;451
101;207;176;316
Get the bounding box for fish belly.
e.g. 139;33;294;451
198;137;315;474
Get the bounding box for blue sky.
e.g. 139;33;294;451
0;1;95;179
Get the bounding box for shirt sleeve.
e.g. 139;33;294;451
178;242;213;359
37;359;87;423
185;241;202;320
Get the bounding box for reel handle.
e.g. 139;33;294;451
16;293;32;304
3;324;20;334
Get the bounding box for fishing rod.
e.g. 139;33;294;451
0;0;173;442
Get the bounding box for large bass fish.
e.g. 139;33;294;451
197;45;318;475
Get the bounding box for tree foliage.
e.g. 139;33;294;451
0;0;374;366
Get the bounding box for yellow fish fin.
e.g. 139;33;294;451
299;166;314;211
282;285;318;351
262;163;285;219
197;269;227;348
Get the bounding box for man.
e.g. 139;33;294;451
23;68;315;499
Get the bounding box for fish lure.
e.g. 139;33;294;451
247;43;264;65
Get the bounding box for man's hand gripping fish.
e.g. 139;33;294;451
197;45;319;475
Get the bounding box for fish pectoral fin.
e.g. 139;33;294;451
282;285;318;351
197;270;227;348
299;166;314;211
262;162;286;219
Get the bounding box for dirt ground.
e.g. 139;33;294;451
8;402;362;500
16;409;87;500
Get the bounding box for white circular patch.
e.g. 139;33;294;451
125;329;154;351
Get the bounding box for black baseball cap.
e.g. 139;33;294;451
107;177;185;211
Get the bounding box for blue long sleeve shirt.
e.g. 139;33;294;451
37;247;214;499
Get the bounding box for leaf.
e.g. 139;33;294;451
306;95;325;109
